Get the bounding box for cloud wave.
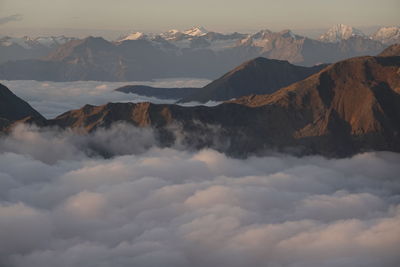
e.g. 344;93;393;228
0;123;399;267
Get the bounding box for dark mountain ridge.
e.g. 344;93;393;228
0;83;46;131
178;57;328;103
117;57;327;103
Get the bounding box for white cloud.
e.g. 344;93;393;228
0;125;399;267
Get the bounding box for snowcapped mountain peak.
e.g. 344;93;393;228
0;35;76;49
319;24;366;42
183;26;208;36
119;32;147;42
0;36;37;49
34;36;76;47
371;26;400;44
166;29;180;34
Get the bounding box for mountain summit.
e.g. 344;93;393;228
371;26;400;45
319;24;366;42
178;57;327;103
183;26;209;36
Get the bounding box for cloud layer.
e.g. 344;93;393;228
2;79;212;118
0;124;399;267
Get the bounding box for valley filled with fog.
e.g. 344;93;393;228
1;79;212;118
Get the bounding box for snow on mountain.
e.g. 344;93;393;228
0;36;36;49
0;35;76;49
118;32;147;42
160;29;185;41
239;29;301;49
239;29;271;46
35;36;77;47
159;27;208;41
319;24;366;42
152;27;241;50
371;26;400;44
183;26;208;36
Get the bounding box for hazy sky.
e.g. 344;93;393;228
0;0;399;36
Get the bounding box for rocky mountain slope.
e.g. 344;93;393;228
378;44;400;57
49;52;400;157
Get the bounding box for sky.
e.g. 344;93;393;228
0;0;399;38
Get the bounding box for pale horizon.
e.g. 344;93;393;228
0;24;395;40
1;0;399;39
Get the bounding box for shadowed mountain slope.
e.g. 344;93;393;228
49;55;400;157
0;83;45;130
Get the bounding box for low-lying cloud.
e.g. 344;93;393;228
0;123;399;267
2;79;212;119
0;124;157;164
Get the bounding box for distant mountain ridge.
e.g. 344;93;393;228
0;25;397;81
0;35;77;64
319;24;366;42
371;26;400;45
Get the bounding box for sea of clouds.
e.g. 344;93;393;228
1;79;214;119
0;123;399;267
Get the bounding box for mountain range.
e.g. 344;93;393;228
0;35;76;64
0;24;397;81
1;44;399;157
